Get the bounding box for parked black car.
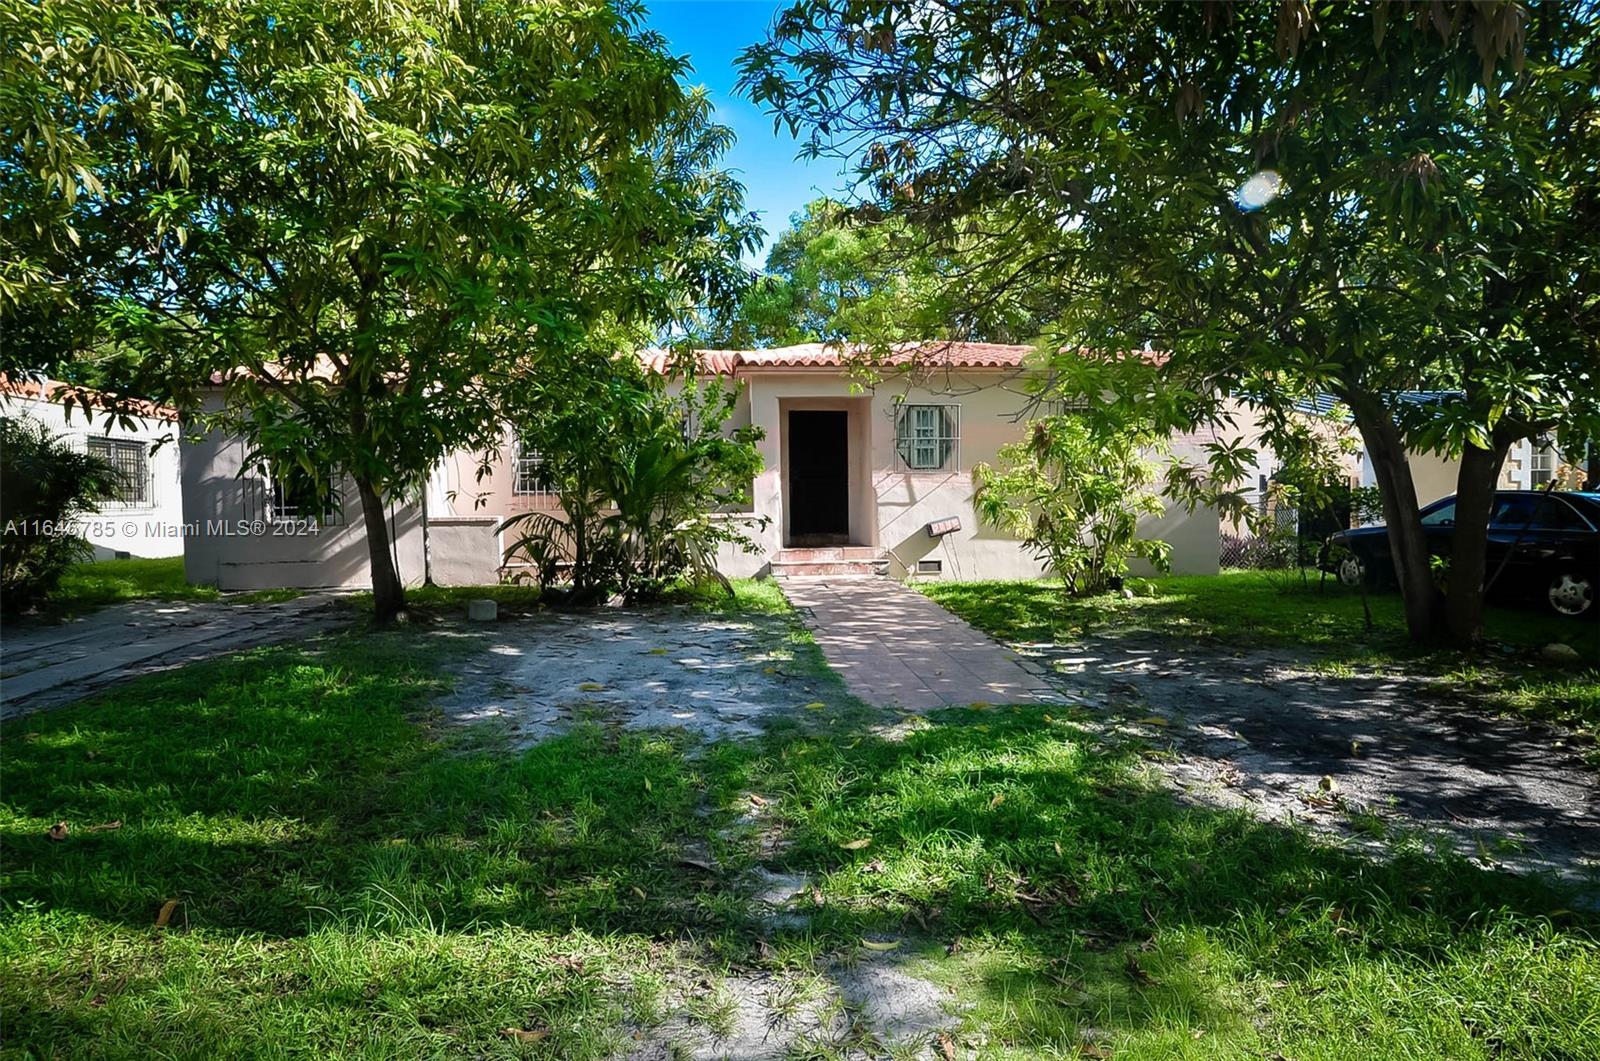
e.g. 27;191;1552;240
1321;490;1599;619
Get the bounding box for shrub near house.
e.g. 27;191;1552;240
975;415;1172;595
0;418;118;615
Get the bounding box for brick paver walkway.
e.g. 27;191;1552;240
780;577;1062;710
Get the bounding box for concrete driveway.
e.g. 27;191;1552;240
1;594;345;716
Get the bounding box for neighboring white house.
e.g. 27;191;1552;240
178;343;1225;590
1;377;186;560
1354;435;1588;514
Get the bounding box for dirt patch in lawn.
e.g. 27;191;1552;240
436;608;850;746
1016;633;1600;890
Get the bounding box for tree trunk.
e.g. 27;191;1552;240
1444;441;1510;646
355;475;406;624
1345;394;1444;643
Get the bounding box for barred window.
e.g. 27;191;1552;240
513;442;555;497
260;464;343;526
1047;396;1092;416
87;437;149;506
895;404;960;471
268;478;300;520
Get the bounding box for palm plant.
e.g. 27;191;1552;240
501;364;763;605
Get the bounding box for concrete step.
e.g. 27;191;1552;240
770;547;888;578
774;546;883;562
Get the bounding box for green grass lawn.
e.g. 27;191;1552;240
37;557;302;618
3;582;1597;1058
48;556;220;611
921;570;1600;736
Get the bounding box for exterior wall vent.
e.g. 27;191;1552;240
916;559;943;575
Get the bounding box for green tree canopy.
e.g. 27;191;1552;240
742;0;1600;643
709;197;1060;347
6;0;758;621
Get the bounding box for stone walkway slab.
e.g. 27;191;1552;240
780;577;1061;710
435;609;841;746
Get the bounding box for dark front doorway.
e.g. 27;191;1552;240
788;410;850;543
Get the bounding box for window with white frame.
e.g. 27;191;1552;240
513;441;555;497
896;404;960;471
87;436;150;507
1529;439;1556;486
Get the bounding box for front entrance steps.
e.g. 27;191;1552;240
769;546;888;578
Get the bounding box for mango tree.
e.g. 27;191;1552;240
741;0;1600;643
6;0;756;622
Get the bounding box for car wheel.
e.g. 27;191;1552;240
1337;555;1366;587
1547;570;1595;618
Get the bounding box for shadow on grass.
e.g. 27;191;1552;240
3;634;1596;1056
925;573;1600;733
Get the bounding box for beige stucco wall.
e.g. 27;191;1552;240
181;393;503;590
715;367;1218;580
180;367;1225;589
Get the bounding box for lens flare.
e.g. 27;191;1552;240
1235;170;1283;211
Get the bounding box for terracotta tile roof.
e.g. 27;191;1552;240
640;341;1036;375
0;375;179;423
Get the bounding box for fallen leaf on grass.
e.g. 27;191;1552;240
85;820;122;832
500;1027;550;1044
46;821;69;842
154;899;179;929
988;793;1006;810
839;837;872;850
945;935;964;956
803;701;826;711
642;777;652;793
937;1031;959;1059
747;793;769;808
1078;1043;1112;1058
630;886;647;900
862;938;900;952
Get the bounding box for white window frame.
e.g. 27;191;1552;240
513;441;555;497
1528;439;1556;486
896;404;960;472
87;436;151;509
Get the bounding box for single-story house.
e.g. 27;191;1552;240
1;376;186;560
179;342;1230;590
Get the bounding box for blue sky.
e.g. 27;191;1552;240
643;1;852;263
